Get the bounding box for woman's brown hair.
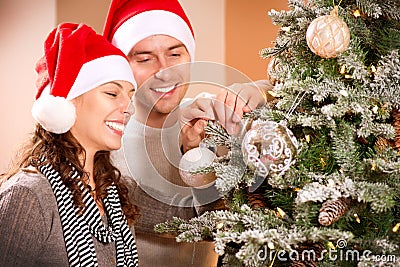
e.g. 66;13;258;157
1;124;139;225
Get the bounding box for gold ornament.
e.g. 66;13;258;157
179;147;216;188
306;6;350;58
318;197;351;226
242;120;298;177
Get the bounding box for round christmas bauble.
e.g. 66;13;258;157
241;120;298;177
306;7;350;58
179;147;217;188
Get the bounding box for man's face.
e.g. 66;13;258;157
128;35;191;118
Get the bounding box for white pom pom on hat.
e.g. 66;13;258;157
102;0;195;61
32;92;76;134
32;22;136;134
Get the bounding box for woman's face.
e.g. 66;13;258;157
70;80;135;155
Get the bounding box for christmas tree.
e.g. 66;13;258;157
155;0;400;266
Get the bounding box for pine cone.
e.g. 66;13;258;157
247;192;266;209
290;260;317;267
290;242;324;267
392;108;400;151
290;262;310;267
374;136;390;154
318;197;351;226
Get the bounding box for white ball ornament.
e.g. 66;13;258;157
306;6;350;58
242;120;298;177
179;147;217;188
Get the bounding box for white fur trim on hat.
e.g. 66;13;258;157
32;90;76;134
112;10;195;60
67;55;136;100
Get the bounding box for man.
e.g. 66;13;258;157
103;0;272;266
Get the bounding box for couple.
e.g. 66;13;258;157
0;0;271;266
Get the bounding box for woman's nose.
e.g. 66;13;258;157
123;102;134;124
120;93;133;113
125;102;134;116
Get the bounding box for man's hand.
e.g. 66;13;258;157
179;80;273;152
215;80;272;134
180;97;215;153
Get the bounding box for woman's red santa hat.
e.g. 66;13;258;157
102;0;195;60
32;22;136;134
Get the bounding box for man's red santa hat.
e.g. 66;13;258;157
32;22;136;134
102;0;195;60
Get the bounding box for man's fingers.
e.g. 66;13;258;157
180;98;215;125
180;119;207;153
214;91;228;128
193;119;208;134
232;92;247;123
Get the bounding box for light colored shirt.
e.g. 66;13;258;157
112;117;219;267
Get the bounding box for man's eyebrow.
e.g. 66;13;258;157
131;44;186;56
131;50;151;56
168;44;186;51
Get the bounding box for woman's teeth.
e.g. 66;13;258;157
153;85;175;93
105;121;124;132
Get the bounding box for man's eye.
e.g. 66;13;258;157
106;92;117;97
133;55;152;63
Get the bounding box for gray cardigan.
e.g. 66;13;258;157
0;170;132;267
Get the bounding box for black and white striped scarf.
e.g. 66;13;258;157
38;162;138;267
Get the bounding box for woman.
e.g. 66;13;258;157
0;23;139;266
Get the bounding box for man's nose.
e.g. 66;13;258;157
154;57;173;80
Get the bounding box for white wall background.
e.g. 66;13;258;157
0;0;225;172
0;0;56;172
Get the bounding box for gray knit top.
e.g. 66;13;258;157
0;170;134;267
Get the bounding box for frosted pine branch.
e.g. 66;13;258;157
371;50;400;109
296;177;356;204
354;181;395;212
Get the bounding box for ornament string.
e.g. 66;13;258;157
333;0;343;7
285;91;307;120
